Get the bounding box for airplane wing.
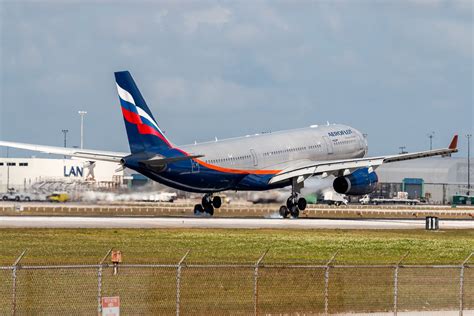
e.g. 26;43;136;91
0;141;128;162
269;135;458;184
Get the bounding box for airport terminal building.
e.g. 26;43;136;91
375;157;473;204
0;158;124;192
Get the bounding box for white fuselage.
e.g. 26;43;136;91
181;124;367;171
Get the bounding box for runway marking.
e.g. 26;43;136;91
0;216;472;230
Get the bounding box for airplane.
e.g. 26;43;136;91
0;71;458;218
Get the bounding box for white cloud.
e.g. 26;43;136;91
152;76;268;113
405;17;473;58
1;2;471;152
405;0;444;9
321;9;343;33
329;50;360;68
227;23;262;44
154;9;169;24
451;0;473;13
183;6;232;33
258;6;289;31
153;77;188;104
118;42;149;57
431;19;473;58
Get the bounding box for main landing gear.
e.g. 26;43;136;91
194;194;222;216
279;179;307;219
279;194;307;219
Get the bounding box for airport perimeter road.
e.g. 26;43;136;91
0;216;473;229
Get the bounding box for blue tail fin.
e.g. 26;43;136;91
115;71;172;154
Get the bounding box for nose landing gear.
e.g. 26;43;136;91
194;194;222;216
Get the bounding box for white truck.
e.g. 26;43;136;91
359;192;420;205
322;190;348;206
2;189;32;202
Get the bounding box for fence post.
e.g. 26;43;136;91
11;250;26;316
393;252;409;316
324;251;339;316
176;250;190;316
459;252;473;316
97;249;112;316
254;249;269;316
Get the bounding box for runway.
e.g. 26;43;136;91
0;216;473;229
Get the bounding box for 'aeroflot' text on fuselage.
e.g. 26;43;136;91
328;129;353;137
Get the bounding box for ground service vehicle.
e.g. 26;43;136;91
2;189;31;202
47;193;70;203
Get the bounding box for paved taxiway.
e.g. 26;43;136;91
0;216;472;229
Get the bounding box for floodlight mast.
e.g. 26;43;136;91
61;129;69;159
467;134;472;196
78;111;87;149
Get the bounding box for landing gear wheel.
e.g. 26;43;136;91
202;196;212;208
212;196;222;209
194;204;203;215
297;198;307;211
290;206;300;219
279;205;289;218
204;205;214;216
286;197;294;209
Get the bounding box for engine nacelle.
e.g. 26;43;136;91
333;167;378;195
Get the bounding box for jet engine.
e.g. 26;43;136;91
333;167;378;195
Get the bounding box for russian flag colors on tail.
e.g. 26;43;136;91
115;71;172;153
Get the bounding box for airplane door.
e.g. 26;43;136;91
191;159;200;173
357;134;368;156
323;136;334;155
250;149;258;166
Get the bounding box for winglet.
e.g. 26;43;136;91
448;135;458;150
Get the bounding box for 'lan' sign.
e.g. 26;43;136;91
64;166;83;177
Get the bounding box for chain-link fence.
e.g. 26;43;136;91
1;251;473;315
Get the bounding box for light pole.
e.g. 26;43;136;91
427;131;435;150
78;111;87;149
61;129;69;159
399;146;407;154
62;129;69;148
467;134;472;196
6;147;10;190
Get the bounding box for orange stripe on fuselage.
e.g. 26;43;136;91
142;136;280;175
193;158;281;175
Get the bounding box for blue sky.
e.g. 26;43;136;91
0;0;472;157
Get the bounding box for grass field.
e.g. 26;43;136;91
1;228;473;314
0;228;473;265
